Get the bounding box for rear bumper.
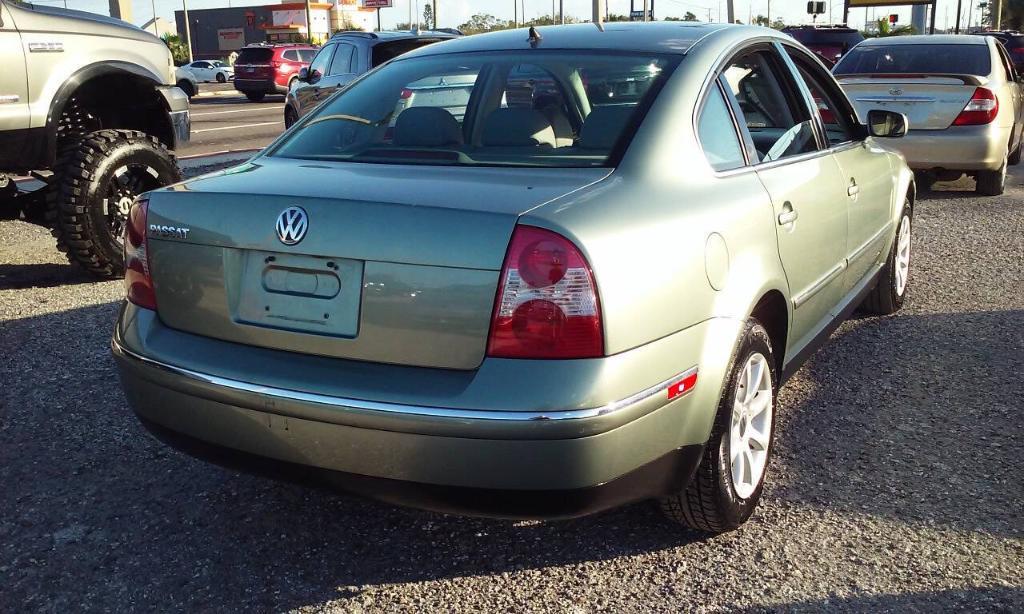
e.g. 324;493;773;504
112;304;733;517
889;124;1013;171
234;78;287;95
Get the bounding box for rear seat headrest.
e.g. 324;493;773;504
393;107;463;147
482;108;556;148
578;106;637;150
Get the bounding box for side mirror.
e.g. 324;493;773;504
867;109;908;138
297;67;310;82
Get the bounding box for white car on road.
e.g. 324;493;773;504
185;60;234;83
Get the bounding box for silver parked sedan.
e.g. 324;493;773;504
114;23;913;531
834;34;1024;195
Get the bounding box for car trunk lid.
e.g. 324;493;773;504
145;158;609;369
234;47;275;79
837;74;985;130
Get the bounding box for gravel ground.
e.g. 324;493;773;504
1;165;1022;612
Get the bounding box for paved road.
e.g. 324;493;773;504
180;83;286;158
0;167;1021;612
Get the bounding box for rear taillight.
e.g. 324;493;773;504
399;88;414;99
953;87;999;126
124;197;157;311
487;226;603;359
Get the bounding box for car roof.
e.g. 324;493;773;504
857;34;988;46
399;22;732;58
331;30;459;43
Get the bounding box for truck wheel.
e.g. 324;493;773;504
47;129;181;279
245;92;266;102
976;158;1007;196
660;320;777;533
862;202;912;315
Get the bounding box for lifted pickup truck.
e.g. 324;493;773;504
0;0;189;278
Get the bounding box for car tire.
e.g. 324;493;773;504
284;106;298;129
46;129;181;279
245;91;266;102
176;79;195;99
976;158;1007;196
216;72;227;83
1009;138;1022;166
862;200;912;315
660;320;777;533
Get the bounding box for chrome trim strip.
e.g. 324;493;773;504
0;95;19;104
848;221;893;264
856;96;934;103
792;260;847;309
112;337;698;423
27;42;63;53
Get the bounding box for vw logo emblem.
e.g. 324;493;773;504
275;206;308;245
889;88;903;96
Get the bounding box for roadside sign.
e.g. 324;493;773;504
629;9;653;21
363;0;392;7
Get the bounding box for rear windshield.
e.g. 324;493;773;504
236;48;273;64
834;44;992;76
371;39;448;67
785;29;863;48
271;51;678;168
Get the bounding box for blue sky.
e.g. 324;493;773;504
24;1;987;33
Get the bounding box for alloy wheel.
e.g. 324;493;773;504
729;352;773;499
103;164;161;246
894;215;911;296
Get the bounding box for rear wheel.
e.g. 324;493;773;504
862;202;912;315
245;91;266;102
660;320;777;533
284;106;298;129
216;72;227;83
47;129;181;278
976;157;1007;196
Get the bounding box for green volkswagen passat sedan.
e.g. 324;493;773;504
114;23;915;532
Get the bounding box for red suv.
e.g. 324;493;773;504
233;44;316;102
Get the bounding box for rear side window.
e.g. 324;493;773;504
282;50;299;62
329;44;356;76
236;47;273;64
835;44;992;76
698;84;746;171
372;39;446;67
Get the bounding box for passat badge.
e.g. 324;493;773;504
275;206;308;245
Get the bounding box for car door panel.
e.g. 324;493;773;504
831;142;894;289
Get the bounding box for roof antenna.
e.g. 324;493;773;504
528;26;543;46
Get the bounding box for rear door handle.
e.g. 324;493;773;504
778;206;799;226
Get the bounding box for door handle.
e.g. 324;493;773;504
848;179;860;197
777;204;799;226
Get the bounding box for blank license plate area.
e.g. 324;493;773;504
233;250;363;338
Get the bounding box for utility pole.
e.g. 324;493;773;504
434;0;438;28
560;0;564;23
151;0;159;37
955;0;963;33
514;0;518;27
593;0;603;24
304;0;313;43
994;0;1003;29
182;0;193;62
643;0;649;22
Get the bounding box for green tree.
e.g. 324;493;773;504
754;14;769;27
162;33;189;66
423;3;434;30
684;11;698;21
457;13;514;34
866;18;915;37
770;17;785;29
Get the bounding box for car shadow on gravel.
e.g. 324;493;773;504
734;585;1024;612
0;263;95;290
2;301;1021;611
769;309;1024;540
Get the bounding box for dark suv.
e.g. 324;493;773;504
234;44;316;102
976;31;1024;73
781;25;864;67
284;31;457;126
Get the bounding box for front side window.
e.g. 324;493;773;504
307;45;334;80
698;84;746;171
834;44;992;76
787;49;858;146
329;44;356;76
271;51;678;168
722;51;818;163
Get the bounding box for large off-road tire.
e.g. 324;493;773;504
661;320;778;533
47;129;181;279
976;157;1007;196
245;91;266;102
862;200;912;315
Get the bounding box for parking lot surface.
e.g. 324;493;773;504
0;165;1022;611
181;83;286;158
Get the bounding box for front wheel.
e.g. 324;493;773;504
284;106;298;129
216;72;227;83
660;320;777;533
862;203;912;315
47;129;182;278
